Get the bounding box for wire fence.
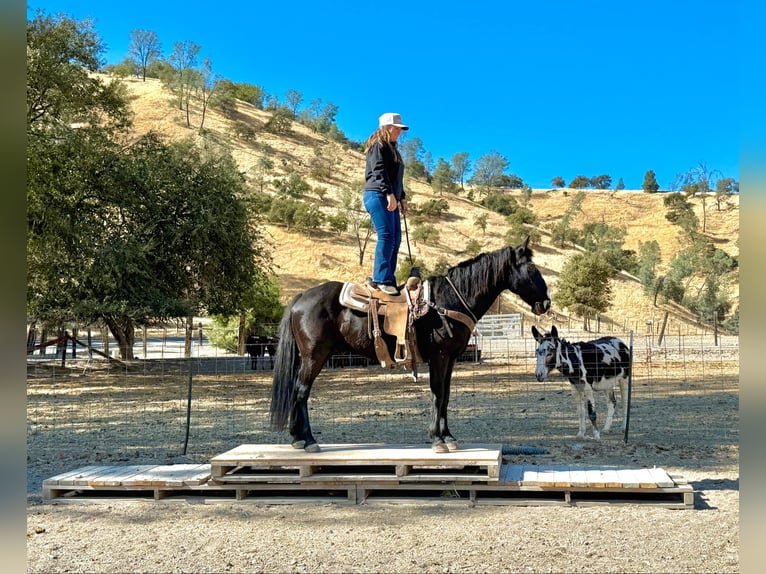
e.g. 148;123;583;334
27;320;739;482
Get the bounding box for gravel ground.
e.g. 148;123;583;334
26;359;739;573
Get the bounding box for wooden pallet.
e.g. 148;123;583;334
209;443;503;482
41;444;695;508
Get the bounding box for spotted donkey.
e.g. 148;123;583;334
531;325;630;440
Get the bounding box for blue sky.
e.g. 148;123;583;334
28;0;740;190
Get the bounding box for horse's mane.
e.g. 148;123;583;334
439;244;532;296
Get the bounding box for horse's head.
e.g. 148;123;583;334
531;325;559;382
512;237;551;315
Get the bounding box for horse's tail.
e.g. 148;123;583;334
269;294;302;431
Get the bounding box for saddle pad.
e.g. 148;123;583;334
339;282;370;313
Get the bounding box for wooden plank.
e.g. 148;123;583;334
586;468;621;488
535;465;569;487
89;465;151;486
520;465;540;485
632;468;661;488
646;467;675;488
43;465;105;486
568;467;589;487
616;469;640;489
120;465;210;487
209;443;502;470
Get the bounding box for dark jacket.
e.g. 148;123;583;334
364;141;406;201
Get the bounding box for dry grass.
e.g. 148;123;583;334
118;75;739;327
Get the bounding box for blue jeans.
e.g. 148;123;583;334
363;190;401;286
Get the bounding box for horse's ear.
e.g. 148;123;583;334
531;325;541;342
550;325;558;338
521;236;530;250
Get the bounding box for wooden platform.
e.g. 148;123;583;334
42;444;694;508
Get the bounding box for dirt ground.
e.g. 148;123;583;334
26;355;739;573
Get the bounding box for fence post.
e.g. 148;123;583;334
623;330;634;443
183;368;193;455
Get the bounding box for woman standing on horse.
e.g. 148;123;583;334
363;112;409;295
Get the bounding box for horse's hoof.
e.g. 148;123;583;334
445;439;459;451
432;442;449;454
291;440;306;449
304;442;320;453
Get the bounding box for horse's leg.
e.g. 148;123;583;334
288;358;325;452
428;355;458;453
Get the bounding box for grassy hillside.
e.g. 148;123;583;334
120;76;739;331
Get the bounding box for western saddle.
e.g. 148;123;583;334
338;276;476;370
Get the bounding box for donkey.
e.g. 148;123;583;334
531;325;630;440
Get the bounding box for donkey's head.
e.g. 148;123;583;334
531;325;560;382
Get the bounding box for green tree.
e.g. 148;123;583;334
636;240;662;296
581;222;636;272
474;213;488;235
418;198;450;217
520;184;533;207
399;137;428;180
590;175;612;189
431;158;457;195
548;190;585;248
451;152;471;192
663;192;699;240
411;223;440;246
293;203;325;235
128;29;161;82
168;40;201;126
208;273;284;353
340;184;374;265
27;11;131;132
505;207;540;246
714;177;738;210
28;129;264;359
554;252;616;330
469;151;509;196
642;169;660;193
285;89;303;117
615;177;625;191
273;172;310;198
264;107;293;134
482;192;518;216
551;176;565;188
569;175;590;189
197;57;219;131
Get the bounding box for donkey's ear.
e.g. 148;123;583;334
531;325;542;342
550;325;558;338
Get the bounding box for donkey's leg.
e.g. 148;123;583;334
603;388;617;432
428;355;458;453
572;385;587;439
582;384;600;440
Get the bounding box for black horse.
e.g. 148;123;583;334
270;237;551;453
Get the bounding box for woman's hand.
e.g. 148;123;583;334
386;194;397;212
399;198;408;215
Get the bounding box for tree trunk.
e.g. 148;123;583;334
238;312;246;355
104;316;135;360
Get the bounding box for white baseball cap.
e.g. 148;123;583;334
379;112;409;130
